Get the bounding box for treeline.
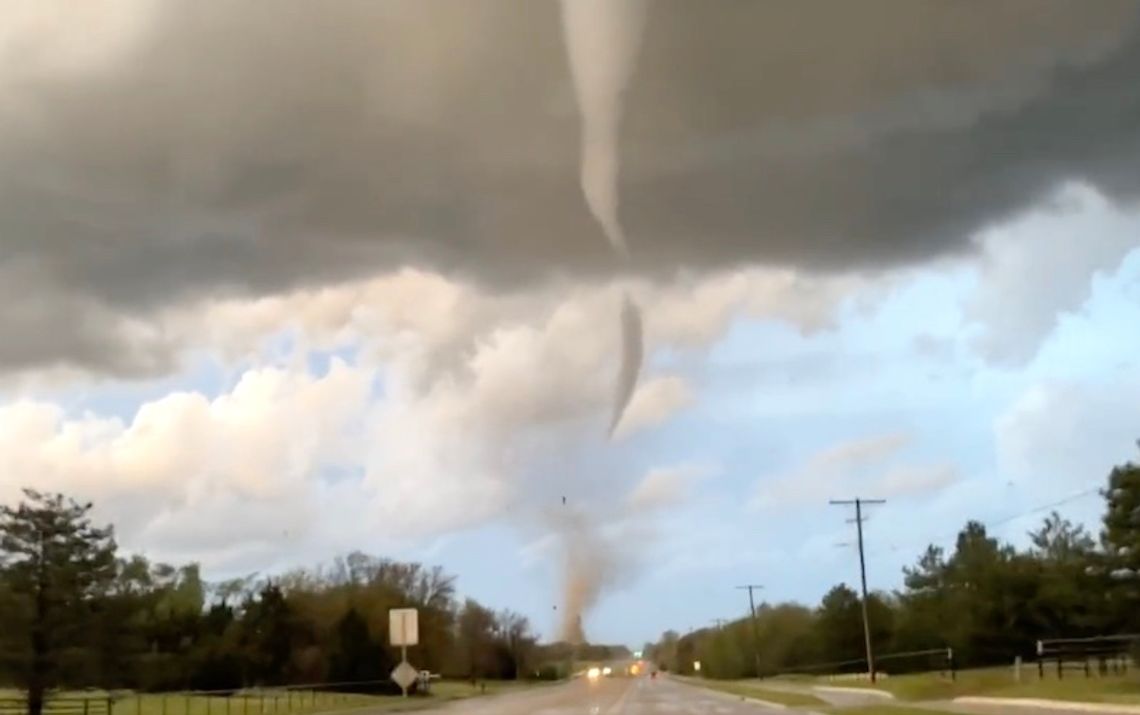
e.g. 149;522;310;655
648;457;1140;678
0;490;559;706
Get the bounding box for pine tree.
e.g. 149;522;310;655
1100;458;1140;630
0;490;116;715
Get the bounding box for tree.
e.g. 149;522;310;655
1026;513;1098;636
1100;459;1140;630
238;583;302;686
1031;512;1095;563
652;630;679;672
454;599;497;679
0;490;116;715
327;607;387;685
496;610;535;680
816;584;865;666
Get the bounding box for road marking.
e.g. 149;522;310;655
813;685;894;699
604;679;636;713
954;697;1140;713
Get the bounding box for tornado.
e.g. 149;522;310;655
559;0;648;440
559;0;647;256
609;292;643;438
554;0;647;641
554;506;618;644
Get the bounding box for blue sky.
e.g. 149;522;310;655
413;229;1140;647
4;198;1136;649
3;2;1140;654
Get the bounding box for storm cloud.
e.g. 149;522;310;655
3;0;1140;372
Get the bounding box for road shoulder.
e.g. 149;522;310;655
953;697;1140;714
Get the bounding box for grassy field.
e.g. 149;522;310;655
823;707;945;715
679;678;827;707
810;667;1140;704
1;680;545;715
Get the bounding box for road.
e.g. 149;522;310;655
402;676;800;714
393;676;1140;715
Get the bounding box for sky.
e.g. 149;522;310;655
2;1;1140;648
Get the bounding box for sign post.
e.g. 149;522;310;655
389;608;420;697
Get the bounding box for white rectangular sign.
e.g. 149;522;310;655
389;607;419;647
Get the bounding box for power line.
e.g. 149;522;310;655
736;584;763;677
988;487;1101;529
830;497;885;683
872;485;1101;559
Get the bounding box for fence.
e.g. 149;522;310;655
0;696;111;715
1036;634;1138;679
876;647;955;680
764;646;955;682
0;681;414;715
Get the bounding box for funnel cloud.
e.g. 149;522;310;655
609;294;644;438
560;0;647;255
2;2;1140;374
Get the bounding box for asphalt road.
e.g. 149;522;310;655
395;676;1140;715
403;676;800;714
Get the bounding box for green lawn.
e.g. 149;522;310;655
817;667;1140;705
424;680;540;700
681;678;827;707
0;681;546;715
116;691;389;715
824;707;944;715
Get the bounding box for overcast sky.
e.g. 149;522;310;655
2;1;1140;647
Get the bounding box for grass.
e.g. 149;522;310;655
680;678;828;707
122;692;392;715
823;707;944;715
1;680;546;715
424;680;540;700
815;666;1140;704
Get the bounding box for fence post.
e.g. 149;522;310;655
207;695;212;715
1057;657;1062;679
1038;659;1044;679
161;695;167;715
136;695;142;715
84;699;90;715
226;696;231;715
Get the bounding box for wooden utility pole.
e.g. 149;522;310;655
736;584;763;677
829;498;885;683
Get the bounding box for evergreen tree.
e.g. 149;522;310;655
0;490;116;715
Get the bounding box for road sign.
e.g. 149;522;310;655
391;661;418;693
389;608;419;646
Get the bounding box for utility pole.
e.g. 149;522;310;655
829;498;885;683
736;584;763;678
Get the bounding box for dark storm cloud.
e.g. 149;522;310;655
2;0;1140;372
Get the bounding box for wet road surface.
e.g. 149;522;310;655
392;676;801;715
